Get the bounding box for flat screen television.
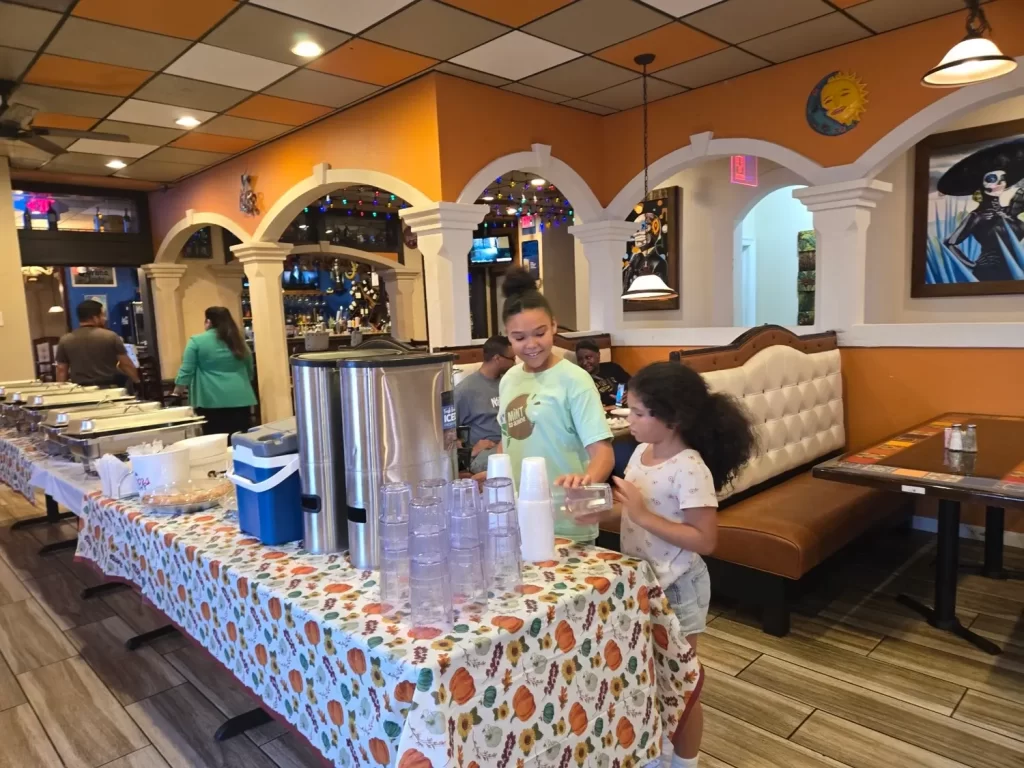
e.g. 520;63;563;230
282;264;320;289
470;236;512;264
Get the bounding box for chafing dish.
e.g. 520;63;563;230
18;389;133;433
0;382;95;402
41;401;163;456
0;379;40;395
63;407;206;470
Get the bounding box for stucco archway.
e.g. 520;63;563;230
605;132;825;221
456;144;603;225
253;163;435;244
154;210;252;263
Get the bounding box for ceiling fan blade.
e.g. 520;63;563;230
38;128;130;142
20;133;66;156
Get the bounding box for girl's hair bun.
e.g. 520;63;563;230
502;267;537;299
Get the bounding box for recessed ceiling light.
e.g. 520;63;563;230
506;207;518;216
482;195;494;201
298;224;309;230
530;178;546;187
175;115;201;128
291;40;323;58
106;159;127;169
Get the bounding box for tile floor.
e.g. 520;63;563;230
0;485;1021;767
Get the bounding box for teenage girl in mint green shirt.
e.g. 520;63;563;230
497;269;614;542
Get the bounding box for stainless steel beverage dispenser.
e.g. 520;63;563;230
291;340;456;567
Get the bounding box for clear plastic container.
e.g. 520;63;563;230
140;477;232;516
565;484;613;523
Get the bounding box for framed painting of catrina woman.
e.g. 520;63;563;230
913;118;1024;297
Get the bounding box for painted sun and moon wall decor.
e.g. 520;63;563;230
806;70;869;136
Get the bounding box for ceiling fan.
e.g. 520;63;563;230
0;80;129;156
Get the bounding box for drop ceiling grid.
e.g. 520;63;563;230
0;0;979;186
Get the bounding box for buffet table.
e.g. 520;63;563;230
76;493;703;768
0;431;45;503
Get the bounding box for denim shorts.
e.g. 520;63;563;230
663;556;711;636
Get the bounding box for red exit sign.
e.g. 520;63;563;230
730;155;758;187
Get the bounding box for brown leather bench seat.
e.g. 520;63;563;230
716;472;906;580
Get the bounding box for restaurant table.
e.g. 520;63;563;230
76;492;703;768
814;413;1024;655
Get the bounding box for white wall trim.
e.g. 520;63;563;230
912;514;1024;549
154;209;253;264
841;322;1024;348
455;145;604;225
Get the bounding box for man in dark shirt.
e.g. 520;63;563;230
56;300;139;387
455;335;514;474
576;339;630;407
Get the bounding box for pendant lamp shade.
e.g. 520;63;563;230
923;1;1017;87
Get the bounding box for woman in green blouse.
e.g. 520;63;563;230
174;306;256;437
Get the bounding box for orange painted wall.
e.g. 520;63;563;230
432;74;605;203
148;76;443;250
600;1;1024;205
611;346;683;372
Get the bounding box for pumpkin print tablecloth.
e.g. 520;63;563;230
76;493;702;768
0;430;41;503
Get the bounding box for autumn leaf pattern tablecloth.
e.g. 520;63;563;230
0;430;42;503
76;492;702;768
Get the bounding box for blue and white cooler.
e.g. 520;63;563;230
229;418;303;546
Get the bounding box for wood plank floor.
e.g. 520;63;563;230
0;486;1021;767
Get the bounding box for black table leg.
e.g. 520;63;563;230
214;708;274;741
38;538;78;556
972;506;1023;580
896;499;1002;655
80;582;129;600
10;494;75;531
124;625;178;651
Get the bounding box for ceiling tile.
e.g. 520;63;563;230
72;0;238;40
11;84;123;118
308;39;435;87
203;4;350;66
641;0;721;15
0;45;32;80
683;0;832;43
105;99;217;129
433;62;511;87
249;0;417;34
48;17;191;71
830;0;870;6
522;57;636;99
595;21;726;72
66;138;158;158
523;0;669;54
263;69;379;107
144;146;229;165
741;13;870;63
42;152;117;175
451;31;580;80
583;76;684;109
12;0;75;11
227;95;333;126
501;83;567;104
848;0;966;33
561;99;617;115
24;55;152;97
93;120;185;145
133;75;250;113
31;113;96;130
195;115;288;141
363;1;508;60
0;4;61;51
655;46;767;88
114;157;208;182
165;44;296;91
170;133;258;154
439;0;573;27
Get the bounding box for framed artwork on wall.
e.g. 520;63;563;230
912;117;1024;297
70;266;116;287
622;186;680;312
84;294;108;313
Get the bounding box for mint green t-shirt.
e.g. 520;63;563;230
498;358;612;542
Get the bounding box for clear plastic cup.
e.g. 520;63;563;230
449;510;482;549
380;551;409;606
416;478;450;508
409;496;448;555
565;484;613;523
409;526;447;563
380;483;412;554
519;457;550;502
410;558;453;627
487;501;518;536
449;545;486;607
450;478;479;516
483;477;515;507
486;530;523;595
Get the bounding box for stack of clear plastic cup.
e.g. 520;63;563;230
410;487;449;555
449;491;486;608
408;496;453;627
483;477;518;549
378;483;412;606
486;501;522;594
451;478;486;543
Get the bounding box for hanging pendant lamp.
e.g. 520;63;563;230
622;53;678;303
922;0;1016;87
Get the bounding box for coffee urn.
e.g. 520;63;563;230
291;340;456;567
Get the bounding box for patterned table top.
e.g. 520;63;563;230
75;492;703;768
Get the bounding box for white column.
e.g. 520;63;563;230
381;268;420;342
400;203;488;349
208;262;246;325
141;263;188;379
793;179;891;333
0;158;35;380
232;242;292;423
568;220;638;334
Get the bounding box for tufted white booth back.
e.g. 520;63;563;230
702;344;845;501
